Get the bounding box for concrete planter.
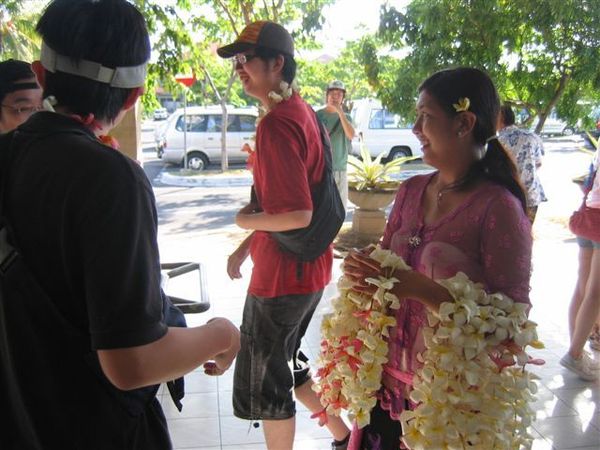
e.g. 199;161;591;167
348;188;397;211
348;186;400;239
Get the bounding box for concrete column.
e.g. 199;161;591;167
111;101;142;164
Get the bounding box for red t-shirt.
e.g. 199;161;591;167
248;92;333;297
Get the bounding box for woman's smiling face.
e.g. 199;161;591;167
412;90;460;168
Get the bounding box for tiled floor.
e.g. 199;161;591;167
159;236;600;450
157;138;600;449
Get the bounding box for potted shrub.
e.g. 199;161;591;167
347;144;417;237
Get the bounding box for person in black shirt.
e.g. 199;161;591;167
0;1;239;449
0;59;42;133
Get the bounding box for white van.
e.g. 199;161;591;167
350;98;422;160
162;105;258;170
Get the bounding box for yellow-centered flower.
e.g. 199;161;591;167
453;97;470;112
313;245;543;449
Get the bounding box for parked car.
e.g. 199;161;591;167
349;98;422;161
161;105;258;170
153;107;169;121
533;111;576;136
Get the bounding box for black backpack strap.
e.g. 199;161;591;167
329;117;342;136
314;111;334;175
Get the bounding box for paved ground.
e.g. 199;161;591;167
145;134;600;449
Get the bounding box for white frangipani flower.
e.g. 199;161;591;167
313;247;543;449
401;271;544;449
313;247;407;424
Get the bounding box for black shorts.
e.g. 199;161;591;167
232;290;323;420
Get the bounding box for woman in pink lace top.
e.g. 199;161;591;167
344;68;532;450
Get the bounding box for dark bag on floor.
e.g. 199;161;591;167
569;170;600;243
163;291;187;411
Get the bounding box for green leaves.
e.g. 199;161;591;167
0;5;40;60
347;143;416;191
369;0;600;130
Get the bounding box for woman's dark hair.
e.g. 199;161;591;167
500;104;516;126
419;67;527;211
254;46;296;84
35;0;150;122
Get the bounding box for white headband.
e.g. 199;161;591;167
40;41;147;88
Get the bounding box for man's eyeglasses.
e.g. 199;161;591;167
232;53;257;66
1;104;43;115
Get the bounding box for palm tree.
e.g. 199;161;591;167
0;2;41;61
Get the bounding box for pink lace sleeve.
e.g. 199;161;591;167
480;193;532;304
382;182;410;249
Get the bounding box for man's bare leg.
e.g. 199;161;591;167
295;378;350;441
263;417;295;450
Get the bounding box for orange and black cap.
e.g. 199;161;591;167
217;21;294;58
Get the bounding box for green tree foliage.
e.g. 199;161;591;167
134;0;337;170
369;0;600;131
0;1;42;61
297;40;375;108
1;0;335;110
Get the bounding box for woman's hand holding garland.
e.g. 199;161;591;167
314;246;544;449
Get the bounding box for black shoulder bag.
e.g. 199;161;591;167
265;113;346;277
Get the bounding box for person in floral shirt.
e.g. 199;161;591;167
343;67;532;450
498;104;547;222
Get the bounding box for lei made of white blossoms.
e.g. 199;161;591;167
267;80;294;105
312;246;410;428
313;245;545;450
255;80;295;126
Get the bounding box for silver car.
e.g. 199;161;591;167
162;105;258;170
153;107;169;120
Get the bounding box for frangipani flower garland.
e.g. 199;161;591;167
267;80;294;104
312;246;410;428
400;273;544;450
313;246;544;450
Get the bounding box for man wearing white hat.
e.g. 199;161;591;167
317;80;355;208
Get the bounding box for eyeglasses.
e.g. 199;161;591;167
1;104;42;115
232;53;257;66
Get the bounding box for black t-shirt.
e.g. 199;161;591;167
1;112;171;449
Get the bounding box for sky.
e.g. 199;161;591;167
309;0;410;57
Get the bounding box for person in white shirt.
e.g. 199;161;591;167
498;104;547;222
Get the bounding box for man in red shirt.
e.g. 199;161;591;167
220;21;350;450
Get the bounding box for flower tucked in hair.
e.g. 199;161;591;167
453;97;470;112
